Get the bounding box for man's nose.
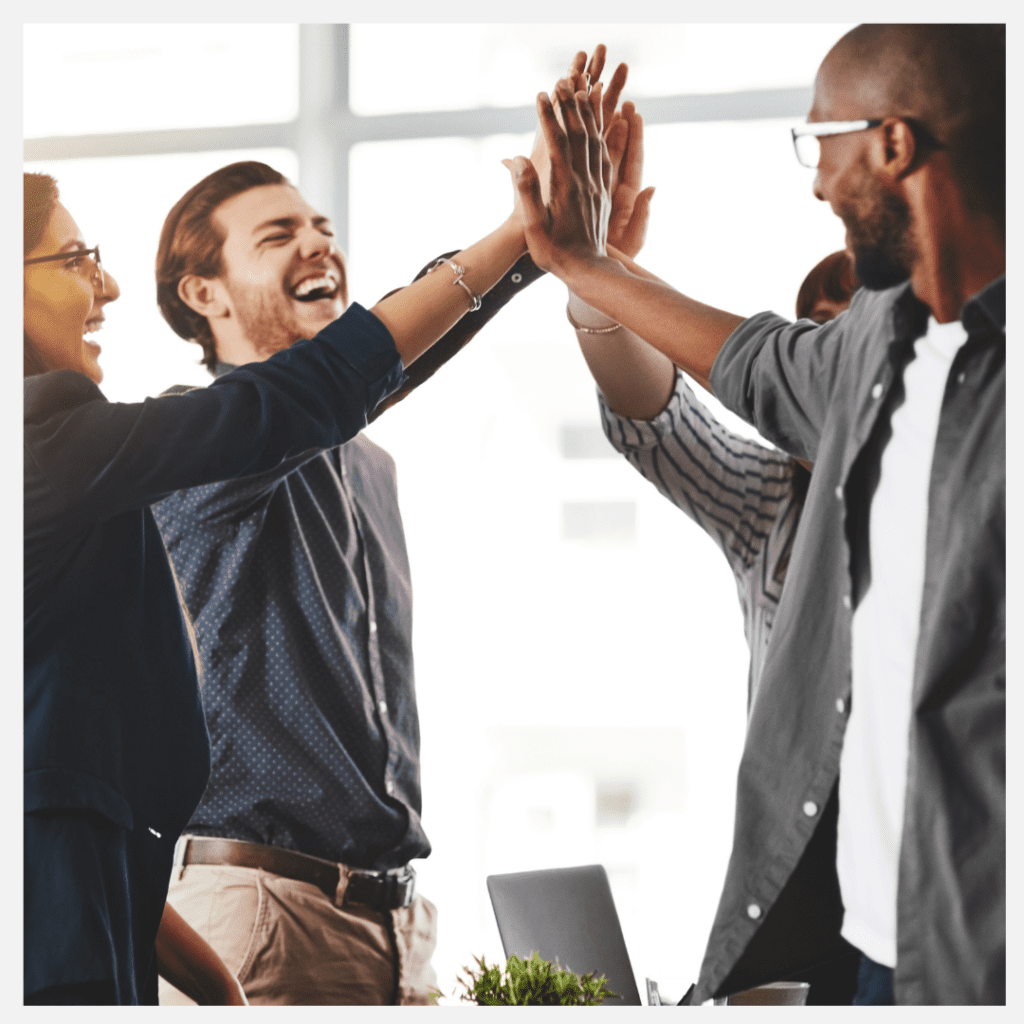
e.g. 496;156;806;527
813;169;826;202
298;226;332;260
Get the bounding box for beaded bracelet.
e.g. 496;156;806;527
426;256;482;312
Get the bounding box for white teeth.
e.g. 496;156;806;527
84;321;103;336
293;274;336;298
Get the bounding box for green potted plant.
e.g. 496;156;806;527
431;951;618;1006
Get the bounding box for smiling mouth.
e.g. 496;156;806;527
290;272;340;303
84;317;104;337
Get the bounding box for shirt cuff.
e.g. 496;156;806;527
314;301;407;405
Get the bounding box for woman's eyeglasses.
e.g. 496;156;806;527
24;245;105;291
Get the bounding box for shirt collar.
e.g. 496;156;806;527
213;361;239;379
961;275;1004;335
889;274;1005;345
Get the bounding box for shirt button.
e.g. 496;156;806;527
379;699;388;715
369;620;378;634
957;372;966;384
835;485;843;501
747;903;762;920
340;464;347;477
385;779;395;795
871;382;883;399
843;595;852;610
836;698;846;714
803;801;818;817
511;272;523;284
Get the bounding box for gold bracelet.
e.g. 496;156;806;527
427;256;482;312
565;302;622;334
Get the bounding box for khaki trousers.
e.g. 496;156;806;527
158;863;437;1005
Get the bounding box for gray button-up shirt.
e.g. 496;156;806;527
696;276;1004;1005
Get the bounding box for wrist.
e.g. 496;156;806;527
498;212;528;255
557;252;626;298
567;290;619;331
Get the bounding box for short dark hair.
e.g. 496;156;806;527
795;250;860;321
156;161;288;371
24;172;61;377
831;24;1005;227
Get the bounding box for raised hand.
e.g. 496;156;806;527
606;102;656;259
513;46;627;211
511;79;612;276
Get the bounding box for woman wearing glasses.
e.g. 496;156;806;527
22;169;529;1004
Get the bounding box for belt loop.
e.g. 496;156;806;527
334;862;351;908
174;835;191;881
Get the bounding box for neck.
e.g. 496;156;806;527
211;330;268;367
905;159;1004;323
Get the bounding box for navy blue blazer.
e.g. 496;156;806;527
23;303;404;996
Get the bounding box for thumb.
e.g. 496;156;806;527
622;186;656;258
633;186;655;217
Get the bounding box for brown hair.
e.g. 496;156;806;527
24;173;60;376
156;161;288;371
795;250;860;321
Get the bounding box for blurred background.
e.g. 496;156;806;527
25;23;852;1000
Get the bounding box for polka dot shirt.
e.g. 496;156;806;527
153;428;427;870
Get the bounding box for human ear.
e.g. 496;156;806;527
881;117;917;180
178;274;229;319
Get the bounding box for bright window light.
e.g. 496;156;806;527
24;24;299;138
350;24;855;115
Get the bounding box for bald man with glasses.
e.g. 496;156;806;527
513;24;1004;1005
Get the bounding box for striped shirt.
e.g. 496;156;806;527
599;371;807;710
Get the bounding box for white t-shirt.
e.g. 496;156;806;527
837;315;968;968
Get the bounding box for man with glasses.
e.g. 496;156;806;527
511;24;1004;1005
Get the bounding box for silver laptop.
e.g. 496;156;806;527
486;864;643;1006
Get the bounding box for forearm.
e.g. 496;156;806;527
554;254;744;393
370;217;526;368
155;901;247;1005
568;291;676;419
369;251;545;423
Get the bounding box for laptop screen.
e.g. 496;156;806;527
487;864;642;1006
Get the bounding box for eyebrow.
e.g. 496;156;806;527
58;241;87;254
252;215;333;236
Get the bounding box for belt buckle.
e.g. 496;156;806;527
389;866;416;909
346;865;416;910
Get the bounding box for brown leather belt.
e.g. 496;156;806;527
175;836;416;911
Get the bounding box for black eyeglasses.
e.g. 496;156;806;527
791;120;884;168
24;245;105;291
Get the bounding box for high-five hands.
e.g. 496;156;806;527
564;47;654;259
511;75;613;277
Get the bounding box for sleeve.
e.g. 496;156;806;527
599;370;797;577
24;302;404;529
709;306;851;464
368;251;545;421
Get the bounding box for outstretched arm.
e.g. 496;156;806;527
511;82;744;392
369;214;525;369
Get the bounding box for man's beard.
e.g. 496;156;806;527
841;180;917;291
229;282;304;359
